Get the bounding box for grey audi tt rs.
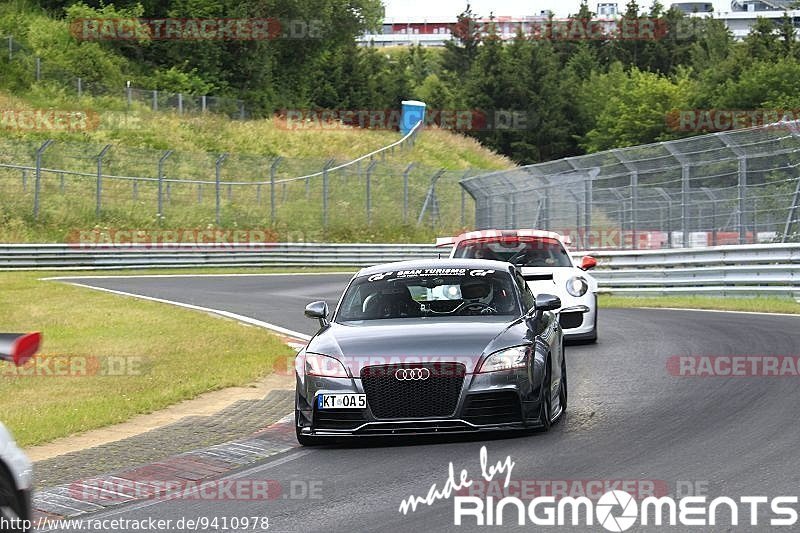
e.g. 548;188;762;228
294;259;587;445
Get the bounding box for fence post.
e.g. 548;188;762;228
77;77;82;97
270;157;281;224
583;173;594;247
35;56;41;81
630;171;639;250
33;140;54;219
157;150;173;219
403;163;415;224
7;36;11;61
215;153;228;225
783;175;800;241
178;93;183;115
567;191;582;248
461;170;472;227
95;144;111;217
22;170;27;192
366;160;378;225
201;95;207;113
701;188;719;246
737;156;747;245
418;169;445;226
461;188;467;227
153;90;158;111
654;188;673;248
197;183;203;203
681;164;690;248
322;159;334;227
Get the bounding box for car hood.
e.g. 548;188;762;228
306;317;526;374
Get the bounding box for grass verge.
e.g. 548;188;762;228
600;295;800;315
0;271;295;447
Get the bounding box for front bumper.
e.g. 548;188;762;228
296;367;548;438
559;293;597;339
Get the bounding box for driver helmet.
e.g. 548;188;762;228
460;279;494;306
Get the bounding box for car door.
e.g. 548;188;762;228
514;270;562;407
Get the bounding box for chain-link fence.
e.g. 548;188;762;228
0;123;479;238
0;35;250;119
461;121;800;250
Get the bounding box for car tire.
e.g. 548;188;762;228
295;410;320;447
555;356;568;423
0;471;25;533
536;357;553;432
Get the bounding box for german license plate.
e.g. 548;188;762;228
317;394;367;409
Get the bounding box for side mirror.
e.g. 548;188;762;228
304;301;330;328
580;256;597;270
535;294;561;312
0;332;42;366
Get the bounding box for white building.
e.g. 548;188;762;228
597;3;620;17
357;1;800;47
677;1;800;40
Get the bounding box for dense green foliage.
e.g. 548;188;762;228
4;0;800;164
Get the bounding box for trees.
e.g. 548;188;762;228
579;64;693;152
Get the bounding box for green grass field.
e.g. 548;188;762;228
600;295;800;315
0;270;295;446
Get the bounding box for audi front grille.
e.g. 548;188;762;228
360;363;466;419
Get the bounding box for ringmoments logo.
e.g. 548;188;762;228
397;447;800;529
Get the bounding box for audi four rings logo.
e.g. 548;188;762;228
395;368;431;381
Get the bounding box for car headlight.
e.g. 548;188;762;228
566;276;588;297
478;346;530;373
303;353;350;378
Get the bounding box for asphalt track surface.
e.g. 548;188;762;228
51;274;800;532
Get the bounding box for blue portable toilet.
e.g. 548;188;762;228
400;100;426;135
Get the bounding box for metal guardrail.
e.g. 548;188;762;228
585;243;800;299
0;243;443;270
1;243;798;300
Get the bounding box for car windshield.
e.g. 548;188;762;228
453;237;572;267
336;267;521;321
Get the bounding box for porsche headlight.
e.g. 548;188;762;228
478;346;529;373
566;276;588;297
303;353;349;378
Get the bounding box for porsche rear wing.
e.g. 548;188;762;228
0;332;41;366
436;230;572;248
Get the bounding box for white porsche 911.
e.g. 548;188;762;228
438;230;599;343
